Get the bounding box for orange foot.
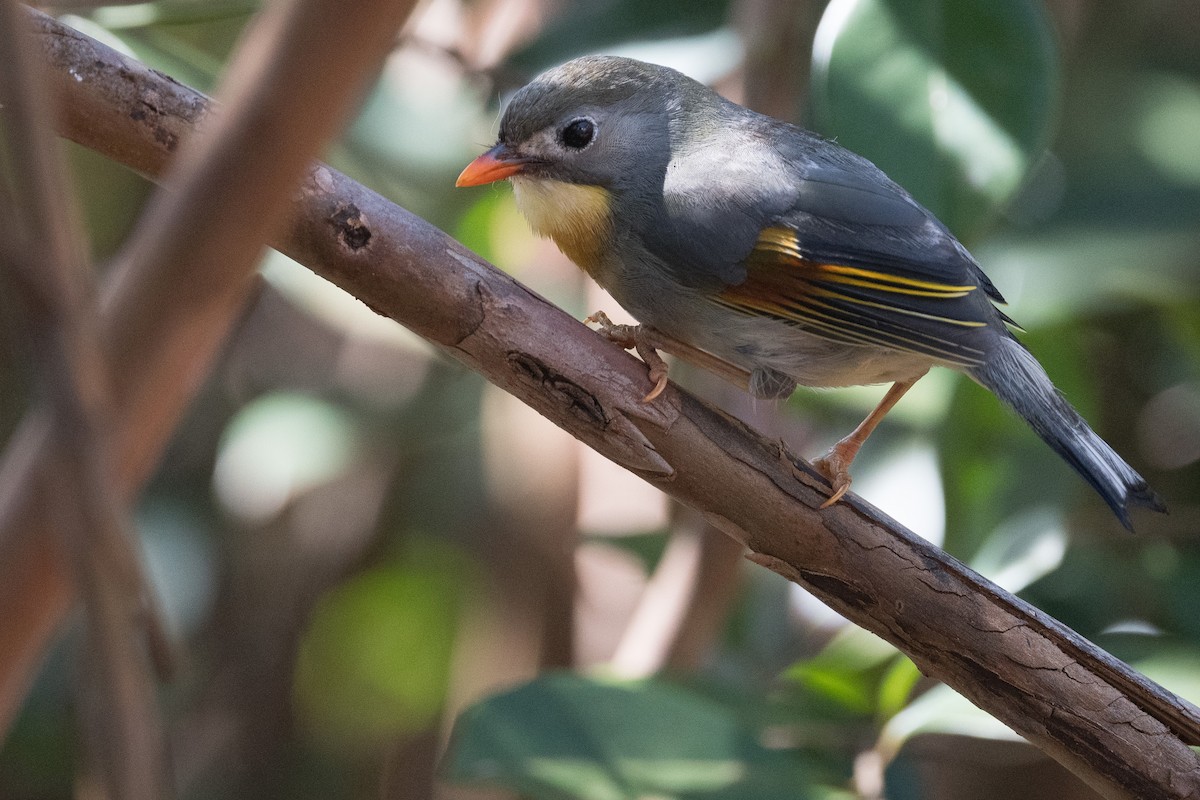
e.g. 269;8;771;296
585;311;669;403
807;373;926;509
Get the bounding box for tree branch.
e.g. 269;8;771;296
13;11;1200;799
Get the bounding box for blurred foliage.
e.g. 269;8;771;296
295;539;471;751
784;627;922;722
1;0;1199;799
810;0;1058;241
507;0;730;72
447;673;816;800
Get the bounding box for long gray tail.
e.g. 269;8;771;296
970;337;1166;530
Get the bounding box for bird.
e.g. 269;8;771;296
456;55;1165;529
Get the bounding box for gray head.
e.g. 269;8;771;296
458;56;716;193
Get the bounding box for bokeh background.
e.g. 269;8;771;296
2;0;1199;798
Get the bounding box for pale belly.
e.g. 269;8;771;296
678;306;937;390
596;255;938;393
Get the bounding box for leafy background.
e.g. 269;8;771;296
1;0;1198;798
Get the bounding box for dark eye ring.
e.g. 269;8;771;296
561;118;596;149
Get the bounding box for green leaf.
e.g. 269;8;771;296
1126;646;1200;707
784;627;920;722
811;0;1058;240
445;673;814;799
876;657;922;720
967;508;1066;594
294;540;470;751
785;627;899;717
509;0;730;73
453;189;541;275
975;227;1199;329
66;13;244;93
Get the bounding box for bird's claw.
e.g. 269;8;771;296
812;448;853;509
642;364;669;402
586;310;670;403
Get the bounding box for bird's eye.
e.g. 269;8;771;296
560;118;596;149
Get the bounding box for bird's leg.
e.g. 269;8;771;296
586;311;756;402
813;371;927;509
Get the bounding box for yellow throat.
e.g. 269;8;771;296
511;177;612;275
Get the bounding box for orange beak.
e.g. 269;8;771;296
456;143;532;187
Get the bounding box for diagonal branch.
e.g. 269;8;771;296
12;12;1200;800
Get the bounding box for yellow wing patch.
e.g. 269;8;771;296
754;227;978;299
717;227;988;366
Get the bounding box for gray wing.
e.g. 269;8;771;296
639;113;1005;304
771;124;1006;303
639;114;1011;365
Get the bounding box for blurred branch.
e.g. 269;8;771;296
611;506;744;677
459;0;547;72
480;386;578;670
733;0;821;122
0;0;420;738
0;4;169;797
432;386;578;800
660;509;746;673
21;12;1200;800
